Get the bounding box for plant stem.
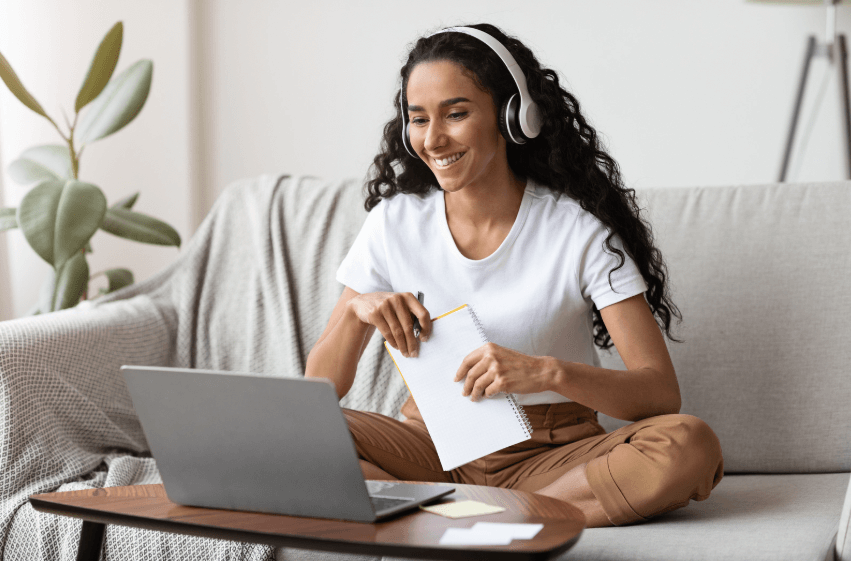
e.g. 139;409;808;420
45;108;80;179
61;107;72;132
46;112;69;143
68;111;80;179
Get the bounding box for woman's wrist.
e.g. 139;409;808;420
344;296;366;325
541;356;568;393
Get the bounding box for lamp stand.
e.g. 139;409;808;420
779;30;851;182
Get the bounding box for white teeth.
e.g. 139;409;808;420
435;152;464;167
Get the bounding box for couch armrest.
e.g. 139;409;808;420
837;473;851;561
0;295;173;504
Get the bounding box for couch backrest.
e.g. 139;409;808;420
156;175;850;471
596;181;851;473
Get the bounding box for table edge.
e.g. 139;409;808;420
29;494;582;561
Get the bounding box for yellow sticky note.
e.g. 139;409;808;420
420;500;506;519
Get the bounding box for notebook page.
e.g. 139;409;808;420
385;305;531;471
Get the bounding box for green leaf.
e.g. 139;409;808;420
101;207;180;247
0;208;17;231
75;22;123;113
75;59;153;145
52;251;88;310
111;192;139;209
53;182;107;266
0;49;50;120
16;180;62;264
17;179;107;267
99;267;134;294
8;145;74;185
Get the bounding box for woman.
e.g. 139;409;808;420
305;23;723;527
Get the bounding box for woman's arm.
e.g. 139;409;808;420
550;293;681;421
455;293;681;422
305;287;373;399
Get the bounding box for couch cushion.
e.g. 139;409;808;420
275;473;848;561
564;472;848;561
596;181;851;473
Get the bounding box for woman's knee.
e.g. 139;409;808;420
610;414;724;522
648;414;724;487
667;414;722;458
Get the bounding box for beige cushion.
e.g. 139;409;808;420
596;181;851;473
565;472;847;561
275;473;848;561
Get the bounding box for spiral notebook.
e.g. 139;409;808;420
384;304;533;471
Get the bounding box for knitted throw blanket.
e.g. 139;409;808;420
0;174;407;560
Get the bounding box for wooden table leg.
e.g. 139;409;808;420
76;521;105;561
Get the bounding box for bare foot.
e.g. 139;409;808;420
534;462;614;528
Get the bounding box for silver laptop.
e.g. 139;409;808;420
120;366;455;522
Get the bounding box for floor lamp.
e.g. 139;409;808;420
753;0;851;181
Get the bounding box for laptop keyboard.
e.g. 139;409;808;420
369;495;414;513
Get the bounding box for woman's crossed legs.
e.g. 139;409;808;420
343;400;723;527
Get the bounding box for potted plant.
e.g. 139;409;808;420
0;20;180;314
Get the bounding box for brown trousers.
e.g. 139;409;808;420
343;396;724;526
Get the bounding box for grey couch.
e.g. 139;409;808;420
1;174;849;561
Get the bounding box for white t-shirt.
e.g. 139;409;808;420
336;178;648;405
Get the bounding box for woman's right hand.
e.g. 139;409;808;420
347;292;432;358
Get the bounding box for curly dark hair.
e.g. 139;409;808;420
364;23;682;350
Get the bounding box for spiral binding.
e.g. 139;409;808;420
507;394;534;437
466;305;489;344
467;306;534;438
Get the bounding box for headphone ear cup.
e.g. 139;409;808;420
500;94;526;145
497;97;511;142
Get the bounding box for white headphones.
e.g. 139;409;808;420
400;26;544;160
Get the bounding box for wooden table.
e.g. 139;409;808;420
29;483;585;561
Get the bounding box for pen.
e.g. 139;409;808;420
412;291;424;338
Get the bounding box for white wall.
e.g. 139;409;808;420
199;0;850;207
1;0;848;320
0;0;198;319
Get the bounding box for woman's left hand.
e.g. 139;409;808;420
454;342;553;401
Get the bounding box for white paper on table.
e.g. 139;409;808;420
438;527;513;546
471;522;544;540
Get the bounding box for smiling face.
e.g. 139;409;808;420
406;60;509;194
